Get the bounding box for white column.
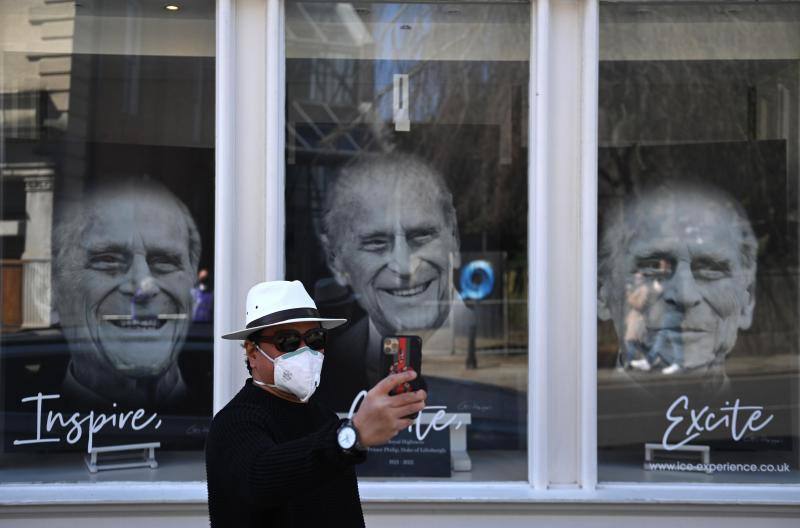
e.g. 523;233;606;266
579;0;600;491
214;0;276;412
20;170;54;329
530;0;599;488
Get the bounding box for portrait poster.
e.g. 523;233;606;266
597;140;800;478
1;140;215;456
285;56;530;459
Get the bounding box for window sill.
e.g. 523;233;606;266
1;481;799;512
1;450;797;510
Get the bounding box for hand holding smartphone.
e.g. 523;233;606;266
381;336;426;418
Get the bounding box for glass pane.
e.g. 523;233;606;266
285;1;530;480
598;1;800;483
1;1;215;481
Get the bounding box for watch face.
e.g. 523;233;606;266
338;426;356;449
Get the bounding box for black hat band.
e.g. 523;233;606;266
246;307;321;329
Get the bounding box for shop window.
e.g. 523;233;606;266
0;1;215;481
284;1;530;480
598;1;800;483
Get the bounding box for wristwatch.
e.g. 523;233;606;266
336;419;364;454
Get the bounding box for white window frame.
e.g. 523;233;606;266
1;0;799;512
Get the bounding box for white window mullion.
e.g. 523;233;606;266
579;0;599;491
536;0;589;488
213;0;238;413
530;0;551;490
549;0;581;486
265;0;286;281
214;0;271;411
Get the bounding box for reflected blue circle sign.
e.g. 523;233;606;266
459;260;495;300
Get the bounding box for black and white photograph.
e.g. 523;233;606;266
5;0;800;526
52;178;201;409
597;57;800;482
284;27;531;463
1;49;215;455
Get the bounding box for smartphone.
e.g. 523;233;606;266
381;336;426;419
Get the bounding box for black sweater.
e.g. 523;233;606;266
205;379;365;527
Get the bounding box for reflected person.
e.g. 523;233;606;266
317;153;471;408
52;179;200;408
598;181;757;389
623;266;685;374
620;272;649;368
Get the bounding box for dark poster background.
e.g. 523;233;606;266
1;53;215;454
597;140;800;476
285;58;529;452
597;51;800;481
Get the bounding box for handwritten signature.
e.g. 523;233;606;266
348;391;463;441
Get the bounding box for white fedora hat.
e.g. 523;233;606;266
221;280;347;340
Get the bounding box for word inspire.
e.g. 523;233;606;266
662;395;773;451
13;393;162;452
349;391;462;440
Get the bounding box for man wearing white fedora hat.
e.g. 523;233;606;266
206;280;426;527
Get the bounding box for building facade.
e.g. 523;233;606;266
1;0;798;526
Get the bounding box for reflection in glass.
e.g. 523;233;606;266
1;0;215;481
319;153;467;387
598;1;800;484
599;181;757;384
53;179;201;409
285;2;530;480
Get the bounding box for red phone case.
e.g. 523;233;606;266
382;336;425;395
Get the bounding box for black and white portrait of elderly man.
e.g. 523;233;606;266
598;180;758;390
315;153;473;410
51;179;201;409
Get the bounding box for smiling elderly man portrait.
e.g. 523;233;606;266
598;180;758;390
51;178;200;408
316;153;473;409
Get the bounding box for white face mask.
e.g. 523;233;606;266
252;345;324;402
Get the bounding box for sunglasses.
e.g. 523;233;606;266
251;327;327;353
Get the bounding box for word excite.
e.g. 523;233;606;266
662;395;773;451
